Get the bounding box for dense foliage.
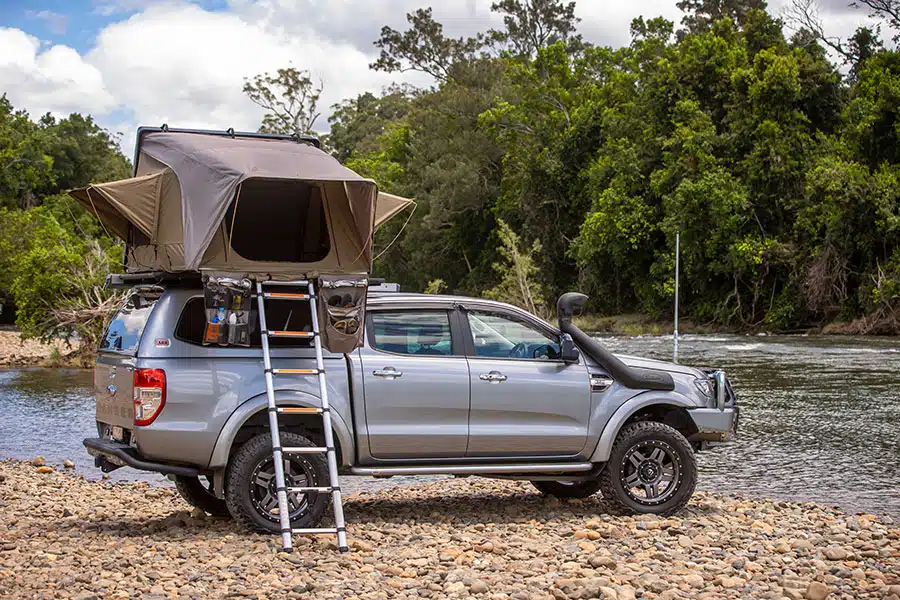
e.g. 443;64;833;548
3;0;900;342
327;0;900;333
0;96;129;359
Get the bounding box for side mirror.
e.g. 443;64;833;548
560;333;580;364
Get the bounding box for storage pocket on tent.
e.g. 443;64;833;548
203;277;252;347
317;275;367;353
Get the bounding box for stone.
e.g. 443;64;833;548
589;555;617;569
805;581;832;600
63;459;75;469
36;466;53;474
31;456;45;467
682;573;704;588
719;576;745;588
470;580;489;594
823;547;848;561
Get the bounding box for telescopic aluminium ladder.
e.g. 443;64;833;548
255;279;348;553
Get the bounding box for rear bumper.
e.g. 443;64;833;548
687;406;739;442
83;437;199;477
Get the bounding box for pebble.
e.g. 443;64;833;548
0;459;896;600
806;581;833;600
31;456;45;467
35;466;53;474
63;459;75;469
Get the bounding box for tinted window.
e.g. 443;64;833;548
100;292;160;354
371;311;452;356
467;311;560;360
224;179;330;263
175;297;313;348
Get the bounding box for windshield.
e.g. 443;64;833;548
99;289;161;354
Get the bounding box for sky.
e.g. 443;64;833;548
0;0;878;154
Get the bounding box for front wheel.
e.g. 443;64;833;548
598;421;696;515
531;479;602;499
225;432;330;533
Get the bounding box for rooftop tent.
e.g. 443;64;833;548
70;129;414;278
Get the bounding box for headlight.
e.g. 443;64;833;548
694;377;714;398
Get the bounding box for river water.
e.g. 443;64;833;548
1;334;898;519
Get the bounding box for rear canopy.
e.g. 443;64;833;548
70;130;414;278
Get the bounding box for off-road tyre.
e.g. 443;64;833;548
531;479;603;499
225;432;330;534
599;421;696;516
174;475;231;518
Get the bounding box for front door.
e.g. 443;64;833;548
360;309;470;459
464;309;591;457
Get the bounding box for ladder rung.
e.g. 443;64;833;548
261;279;309;287
267;330;314;338
282;446;328;454
264;292;310;300
287;486;336;493
277;407;323;415
291;527;337;534
272;368;320;375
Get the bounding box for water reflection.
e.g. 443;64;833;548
1;333;898;518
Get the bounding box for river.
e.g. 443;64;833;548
1;333;898;519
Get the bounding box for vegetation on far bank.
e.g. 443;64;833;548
3;0;900;355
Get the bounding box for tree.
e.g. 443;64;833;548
677;0;768;35
371;8;484;83
326;86;414;162
0;205;123;364
484;219;547;315
243;67;323;135
488;0;582;57
0;96;53;210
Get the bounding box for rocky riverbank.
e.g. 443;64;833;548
1;461;898;599
0;331;82;368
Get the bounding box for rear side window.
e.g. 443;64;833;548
224;179;330;263
370;311;452;356
100;291;160;354
175;297;313;348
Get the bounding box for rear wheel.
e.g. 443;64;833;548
531;479;602;499
225;432;330;533
599;421;696;515
174;475;230;518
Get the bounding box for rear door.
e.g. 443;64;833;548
359;308;470;459
94;289;161;432
463;307;591;457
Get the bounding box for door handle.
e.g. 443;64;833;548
479;371;507;383
373;367;402;379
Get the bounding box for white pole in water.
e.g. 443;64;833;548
673;231;680;364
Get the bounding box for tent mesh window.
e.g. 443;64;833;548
175;296;313;348
224;179;330;263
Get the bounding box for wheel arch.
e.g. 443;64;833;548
590;392;698;463
207;391;353;469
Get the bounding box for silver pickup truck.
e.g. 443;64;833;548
84;281;738;534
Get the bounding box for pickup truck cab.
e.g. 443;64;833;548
85;281;738;533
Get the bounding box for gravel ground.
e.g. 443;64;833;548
1;460;898;600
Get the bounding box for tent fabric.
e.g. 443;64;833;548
69;131;412;278
374;192;415;229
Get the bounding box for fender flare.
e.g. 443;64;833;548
589;391;695;463
207;390;354;469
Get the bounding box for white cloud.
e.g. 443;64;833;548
0;27;115;118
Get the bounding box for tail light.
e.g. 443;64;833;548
134;368;166;426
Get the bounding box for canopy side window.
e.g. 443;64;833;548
223;178;330;263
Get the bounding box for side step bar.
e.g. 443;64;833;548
350;462;594;477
